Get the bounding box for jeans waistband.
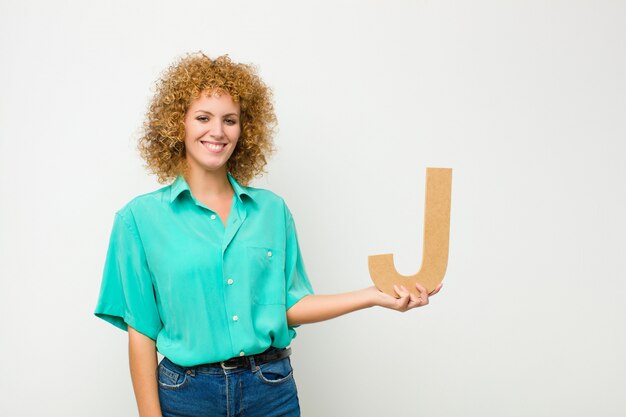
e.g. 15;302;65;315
162;347;291;375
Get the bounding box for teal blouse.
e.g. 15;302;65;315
94;174;314;366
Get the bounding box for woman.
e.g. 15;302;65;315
94;52;442;417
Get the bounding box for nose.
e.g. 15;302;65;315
209;120;224;139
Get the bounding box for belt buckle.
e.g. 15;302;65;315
220;360;238;370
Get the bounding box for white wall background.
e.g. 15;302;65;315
1;1;625;416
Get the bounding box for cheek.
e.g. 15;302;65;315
182;131;194;147
229;125;242;140
184;122;208;142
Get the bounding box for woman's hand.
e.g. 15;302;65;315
286;282;443;326
368;282;443;312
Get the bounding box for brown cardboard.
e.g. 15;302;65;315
368;168;452;298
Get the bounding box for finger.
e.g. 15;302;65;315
408;284;425;306
395;285;411;310
407;291;422;309
393;285;410;309
429;283;443;296
395;284;410;298
415;282;430;306
393;284;403;298
401;285;416;310
399;294;411;311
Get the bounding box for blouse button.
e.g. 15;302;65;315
239;351;245;357
210;214;216;220
232;315;239;321
267;251;272;257
227;278;234;285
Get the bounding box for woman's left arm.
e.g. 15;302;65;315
286;282;443;326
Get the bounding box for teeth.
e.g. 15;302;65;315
201;142;226;152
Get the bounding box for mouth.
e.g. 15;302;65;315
200;140;227;153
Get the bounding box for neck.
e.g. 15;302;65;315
184;166;233;199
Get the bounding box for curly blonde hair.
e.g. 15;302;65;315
138;52;276;185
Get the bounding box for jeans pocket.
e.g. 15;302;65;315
255;357;294;385
157;360;189;390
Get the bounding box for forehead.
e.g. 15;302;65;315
188;90;240;113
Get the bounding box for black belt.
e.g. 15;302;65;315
203;347;291;370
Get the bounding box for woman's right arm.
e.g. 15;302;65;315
128;326;162;417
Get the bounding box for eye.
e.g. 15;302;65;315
196;116;209;122
224;118;238;126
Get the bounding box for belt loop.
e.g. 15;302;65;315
249;355;258;372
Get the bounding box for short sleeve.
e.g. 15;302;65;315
94;211;162;340
284;206;314;311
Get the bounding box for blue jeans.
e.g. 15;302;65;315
157;349;301;417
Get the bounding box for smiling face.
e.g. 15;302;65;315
183;91;241;177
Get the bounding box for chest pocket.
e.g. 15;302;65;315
246;246;286;305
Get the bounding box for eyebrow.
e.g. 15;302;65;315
194;110;240;117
